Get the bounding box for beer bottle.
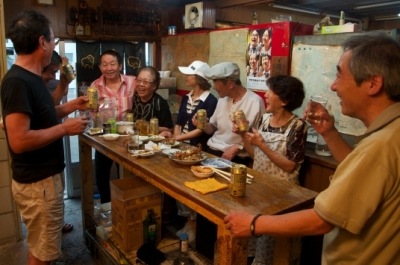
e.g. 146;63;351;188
143;209;157;246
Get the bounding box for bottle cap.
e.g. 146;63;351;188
93;193;101;199
179;233;188;240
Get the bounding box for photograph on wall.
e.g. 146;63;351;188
246;27;272;91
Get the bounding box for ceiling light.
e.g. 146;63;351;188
326;13;360;22
354;1;400;10
374;15;400;21
269;4;321;16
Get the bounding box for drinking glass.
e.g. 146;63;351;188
127;130;140;154
139;121;149;136
307;95;332;156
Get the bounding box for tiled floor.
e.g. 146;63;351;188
0;198;96;265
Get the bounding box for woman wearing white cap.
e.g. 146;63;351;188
161;60;217;147
160;60;218;242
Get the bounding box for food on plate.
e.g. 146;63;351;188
171;144;203;160
150;135;165;143
162;137;176;145
137;150;152;155
152;145;161;151
191;166;213;174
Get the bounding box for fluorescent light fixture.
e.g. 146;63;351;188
326;13;360;22
374;15;400;21
269;4;321;15
354;1;400;10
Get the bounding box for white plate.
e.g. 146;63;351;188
132;150;154;157
162;141;180;148
162;148;181;156
103;133;119;141
169;154;208;165
139;136;150;142
88;128;103;135
149;135;165;143
201;158;233;169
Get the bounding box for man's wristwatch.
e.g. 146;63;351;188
250;214;262;238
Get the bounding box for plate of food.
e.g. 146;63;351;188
88;128;103;135
169;151;207;165
139;136;150;142
191;166;214;178
149;135;165;143
132;150;154;157
201;158;233;169
161;148;181;156
161;138;180;147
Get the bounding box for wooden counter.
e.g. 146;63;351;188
79;133;318;265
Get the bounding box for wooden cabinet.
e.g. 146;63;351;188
299;147;337;193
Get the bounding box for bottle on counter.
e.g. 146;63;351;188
99;97;115;124
143;209;157;246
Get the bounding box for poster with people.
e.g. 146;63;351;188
246;27;272;91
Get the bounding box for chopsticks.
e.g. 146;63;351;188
219;161;255;180
212;167;252;185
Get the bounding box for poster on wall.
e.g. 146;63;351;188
246;27;272;91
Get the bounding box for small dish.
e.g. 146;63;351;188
88;128;103;135
103;133;120;141
139;136;150;142
162;148;181;156
201;158;233;169
132;150;154;157
191;166;214;178
149;135;165;143
161;141;180;148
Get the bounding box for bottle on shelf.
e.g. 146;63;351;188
143;209;157;246
252;11;258;25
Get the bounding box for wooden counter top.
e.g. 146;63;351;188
79;133;318;265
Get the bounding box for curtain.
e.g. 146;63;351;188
76;40;101;83
124;42;146;76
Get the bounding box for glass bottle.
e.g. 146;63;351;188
99;97;115;124
93;193;102;220
252;11;258;25
143;209;157;246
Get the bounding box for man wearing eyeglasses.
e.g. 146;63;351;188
90;49;136;203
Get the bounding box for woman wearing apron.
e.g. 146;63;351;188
234;75;307;265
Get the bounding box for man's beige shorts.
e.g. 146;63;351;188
12;173;64;261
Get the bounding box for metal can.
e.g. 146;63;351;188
103;123;111;134
233;110;249;132
196;109;207;130
86;86;98;110
230;164;247;197
149;118;159;135
126;113;134;122
62;64;76;82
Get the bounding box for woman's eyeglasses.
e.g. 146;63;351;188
137;78;154;86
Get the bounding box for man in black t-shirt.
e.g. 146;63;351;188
1;11;88;265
